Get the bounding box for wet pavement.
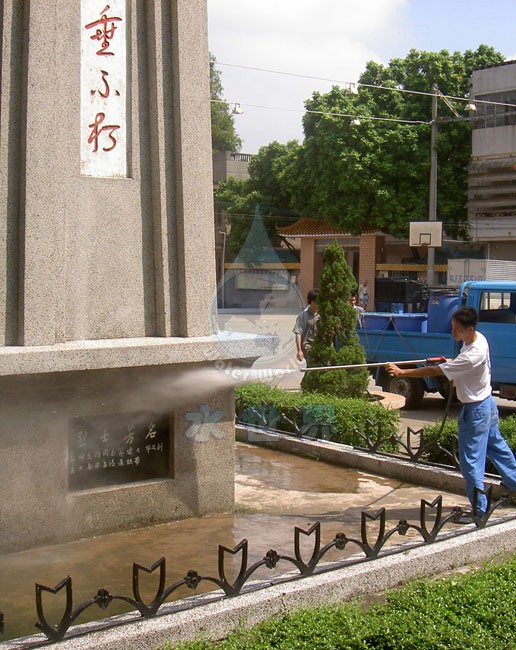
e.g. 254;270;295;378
2;310;516;642
0;442;477;642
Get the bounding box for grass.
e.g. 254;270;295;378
166;554;516;649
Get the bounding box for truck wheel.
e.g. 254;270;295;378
387;376;425;409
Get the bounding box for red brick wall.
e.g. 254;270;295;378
359;234;385;310
299;238;316;303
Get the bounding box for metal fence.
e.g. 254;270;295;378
237;401;460;466
1;412;514;646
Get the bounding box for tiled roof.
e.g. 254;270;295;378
277;218;349;237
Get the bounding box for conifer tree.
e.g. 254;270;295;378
302;242;369;397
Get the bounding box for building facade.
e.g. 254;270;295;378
468;61;516;259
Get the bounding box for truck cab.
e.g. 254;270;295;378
463;281;516;400
357;280;516;408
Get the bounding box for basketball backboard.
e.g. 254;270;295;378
409;221;443;247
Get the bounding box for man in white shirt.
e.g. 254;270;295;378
350;295;365;327
386;306;516;521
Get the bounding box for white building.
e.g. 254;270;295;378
468;61;516;259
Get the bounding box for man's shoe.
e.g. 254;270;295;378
451;510;483;525
454;512;475;524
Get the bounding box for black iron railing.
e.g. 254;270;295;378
237;402;459;467
1;490;514;645
1;414;515;646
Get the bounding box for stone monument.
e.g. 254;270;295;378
0;1;272;552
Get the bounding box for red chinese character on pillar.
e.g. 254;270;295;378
85;5;122;56
87;113;120;152
90;70;111;98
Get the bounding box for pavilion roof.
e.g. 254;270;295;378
277;218;349;238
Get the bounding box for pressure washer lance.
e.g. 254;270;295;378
300;355;455;439
299;357;447;372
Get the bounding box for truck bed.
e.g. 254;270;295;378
357;328;458;365
356;281;516;407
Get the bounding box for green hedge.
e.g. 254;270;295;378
236;383;400;452
170;554;516;650
422;413;516;465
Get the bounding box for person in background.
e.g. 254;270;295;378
350;295;364;327
358;280;369;310
293;288;320;362
385;306;516;523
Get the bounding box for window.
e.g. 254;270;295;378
478;291;516;324
474;90;516;129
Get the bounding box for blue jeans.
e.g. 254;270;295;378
458;395;516;513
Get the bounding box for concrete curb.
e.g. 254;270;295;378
8;518;516;650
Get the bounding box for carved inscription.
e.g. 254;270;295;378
81;1;128;176
68;411;170;490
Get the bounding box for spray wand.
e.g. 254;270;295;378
300;357;447;372
300;356;455;440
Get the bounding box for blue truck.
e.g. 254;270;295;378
357;280;516;408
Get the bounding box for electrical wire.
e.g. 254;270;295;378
211;99;429;125
216;61;516;109
216;199;503;232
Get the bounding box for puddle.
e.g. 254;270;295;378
0;442;468;642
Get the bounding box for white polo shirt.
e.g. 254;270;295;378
439;331;492;404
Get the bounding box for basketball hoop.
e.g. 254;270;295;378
409;221;443;248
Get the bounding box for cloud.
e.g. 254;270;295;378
208;0;408;151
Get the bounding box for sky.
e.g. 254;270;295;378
207;0;516;153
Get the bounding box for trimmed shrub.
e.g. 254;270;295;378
422;413;516;465
301;241;369;397
420;419;460;465
236;383;400;452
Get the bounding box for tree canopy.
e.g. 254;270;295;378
210;54;242;152
215;46;504;243
215;140;303;257
293;46;504;239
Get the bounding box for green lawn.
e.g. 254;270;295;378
169;554;516;649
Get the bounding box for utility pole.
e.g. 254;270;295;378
427;84;438;287
218;230;226;308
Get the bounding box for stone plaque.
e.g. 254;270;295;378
68;411;170;490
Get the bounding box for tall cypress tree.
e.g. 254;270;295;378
302;242;369;397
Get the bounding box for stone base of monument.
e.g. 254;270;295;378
0;333;273;553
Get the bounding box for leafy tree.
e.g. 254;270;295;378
293;46;504;239
212;46;505;249
214;141;302;258
210;54;242;152
301;242;369;397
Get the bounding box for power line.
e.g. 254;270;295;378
215;200;496;230
216;61;516;109
210;99;429;125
